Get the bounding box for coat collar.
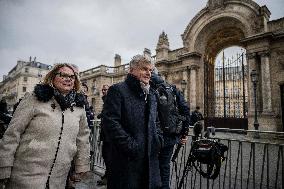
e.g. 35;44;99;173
125;74;145;97
34;84;85;108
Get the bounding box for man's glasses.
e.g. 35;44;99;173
55;72;76;80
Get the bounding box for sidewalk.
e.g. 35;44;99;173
74;172;106;189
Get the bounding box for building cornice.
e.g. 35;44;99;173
240;31;284;44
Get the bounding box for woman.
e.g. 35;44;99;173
0;63;90;189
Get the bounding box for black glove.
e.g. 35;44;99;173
0;178;9;187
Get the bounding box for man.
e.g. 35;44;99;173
81;83;94;128
190;106;204;125
150;71;190;189
0;98;11;125
190;106;204;140
97;84;109;186
102;54;163;189
12;98;22;115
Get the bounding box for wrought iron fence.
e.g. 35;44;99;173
90;122;284;189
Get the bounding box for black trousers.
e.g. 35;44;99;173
159;144;175;189
102;141;111;177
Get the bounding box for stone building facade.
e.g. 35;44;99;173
0;58;51;111
81;0;284;131
1;0;283;131
153;0;284;131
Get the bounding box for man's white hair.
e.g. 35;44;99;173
129;54;152;68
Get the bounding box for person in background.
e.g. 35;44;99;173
0;98;12;125
150;71;190;189
97;84;110;186
190;106;204;140
0;98;9;114
0;63;90;189
12;98;22;115
190;106;204;125
0;98;11;139
81;83;95;129
102;54;163;189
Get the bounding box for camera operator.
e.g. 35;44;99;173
150;71;190;189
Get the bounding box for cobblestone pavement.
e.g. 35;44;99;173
74;172;106;189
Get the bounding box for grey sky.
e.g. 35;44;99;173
0;0;283;81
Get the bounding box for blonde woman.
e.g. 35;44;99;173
0;63;90;189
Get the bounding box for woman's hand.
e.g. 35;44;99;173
75;171;92;181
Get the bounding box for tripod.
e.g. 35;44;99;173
176;122;219;189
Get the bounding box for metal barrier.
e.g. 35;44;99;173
90;120;105;171
90;123;284;189
171;128;284;189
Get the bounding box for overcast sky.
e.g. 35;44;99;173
0;0;283;81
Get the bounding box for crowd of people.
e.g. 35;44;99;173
0;55;204;189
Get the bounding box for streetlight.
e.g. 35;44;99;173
250;69;260;138
181;80;187;96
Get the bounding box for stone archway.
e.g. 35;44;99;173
181;0;263;129
155;0;284;131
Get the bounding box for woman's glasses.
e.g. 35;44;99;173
55;72;76;80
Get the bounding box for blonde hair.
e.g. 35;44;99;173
43;63;81;92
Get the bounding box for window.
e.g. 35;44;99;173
25;68;29;73
23;77;28;82
23;87;27;92
225;88;229;97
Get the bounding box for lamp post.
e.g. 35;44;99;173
181;80;187;96
250;69;260;138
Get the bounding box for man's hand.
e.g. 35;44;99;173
180;136;188;145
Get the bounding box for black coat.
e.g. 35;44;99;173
102;74;163;189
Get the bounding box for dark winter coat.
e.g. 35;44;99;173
190;110;204;125
150;74;190;146
165;86;190;146
102;74;163;189
98;95;108;142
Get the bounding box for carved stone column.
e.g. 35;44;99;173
260;51;272;113
182;69;189;100
246;53;258;113
190;65;198;110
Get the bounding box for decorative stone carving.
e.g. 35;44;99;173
248;13;263;33
157;31;169;49
275;50;284;66
246;52;257;59
207;0;224;9
259;50;270;57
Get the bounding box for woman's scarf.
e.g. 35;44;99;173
53;89;77;111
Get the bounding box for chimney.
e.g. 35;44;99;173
114;54;121;67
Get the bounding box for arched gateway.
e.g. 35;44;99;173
155;0;284;131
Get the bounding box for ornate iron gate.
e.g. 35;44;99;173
204;52;248;129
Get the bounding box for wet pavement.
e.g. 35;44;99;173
74;171;106;189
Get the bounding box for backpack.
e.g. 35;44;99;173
156;82;185;135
